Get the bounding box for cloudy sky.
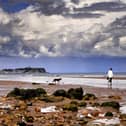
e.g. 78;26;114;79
0;0;126;73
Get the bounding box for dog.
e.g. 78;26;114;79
52;78;62;84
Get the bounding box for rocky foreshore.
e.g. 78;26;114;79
0;81;126;126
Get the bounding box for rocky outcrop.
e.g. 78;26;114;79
0;67;46;74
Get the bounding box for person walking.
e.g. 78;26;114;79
107;68;113;88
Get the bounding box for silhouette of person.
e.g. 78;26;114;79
107;68;113;88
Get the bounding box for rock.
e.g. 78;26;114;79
63;103;78;112
98;113;105;118
77;109;89;119
0;104;12;110
17;121;26;126
48;83;56;85
41;106;59;113
40;95;64;102
25;116;34;123
91;110;100;117
87;122;105;126
83;93;97;100
105;112;113;117
77;107;102;119
0;67;46;74
108;95;122;100
82;109;89;116
67;87;84;100
18;101;27;110
78;101;87;107
1;97;7;101
87;118;120;126
35;107;41;112
101;101;120;110
27;102;32;106
120;114;126;121
120;106;126;114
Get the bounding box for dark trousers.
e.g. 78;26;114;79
108;77;112;88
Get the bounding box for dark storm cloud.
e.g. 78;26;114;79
77;2;126;12
38;1;103;18
106;15;126;50
107;15;126;36
110;15;126;28
64;12;104;18
1;0;125;14
0;0;104;18
1;0;124;19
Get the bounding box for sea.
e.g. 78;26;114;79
0;73;126;89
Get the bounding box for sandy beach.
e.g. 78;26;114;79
0;80;126;125
0;80;126;99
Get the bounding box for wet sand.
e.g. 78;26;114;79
0;80;126;100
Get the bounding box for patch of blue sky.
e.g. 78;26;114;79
0;1;30;13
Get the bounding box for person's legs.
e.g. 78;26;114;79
108;78;112;88
108;78;110;88
109;78;112;88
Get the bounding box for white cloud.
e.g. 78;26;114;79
0;36;10;44
0;8;10;25
121;0;126;4
120;36;126;49
0;3;126;57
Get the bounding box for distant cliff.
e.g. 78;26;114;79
0;67;47;74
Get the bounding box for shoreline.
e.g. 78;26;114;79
0;80;126;100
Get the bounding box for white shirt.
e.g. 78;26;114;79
107;70;113;78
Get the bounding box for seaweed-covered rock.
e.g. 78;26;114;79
17;122;26;126
32;82;40;85
101;101;120;110
83;93;97;100
105;112;113;117
79;101;87;107
92;102;100;107
67;87;83;100
7;88;20;97
108;95;122;100
7;88;46;99
40;95;64;102
63;103;78;112
35;88;46;96
70;100;79;105
53;89;67;97
25;116;34;123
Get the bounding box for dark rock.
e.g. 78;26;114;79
105;112;113;117
0;67;46;74
101;101;120;110
63;103;78;112
67;87;83;100
53;89;67;97
83;93;97;100
7;88;46;99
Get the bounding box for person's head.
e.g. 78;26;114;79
110;68;112;70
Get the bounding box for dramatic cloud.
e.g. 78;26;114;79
77;2;126;12
0;8;10;24
0;0;126;57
